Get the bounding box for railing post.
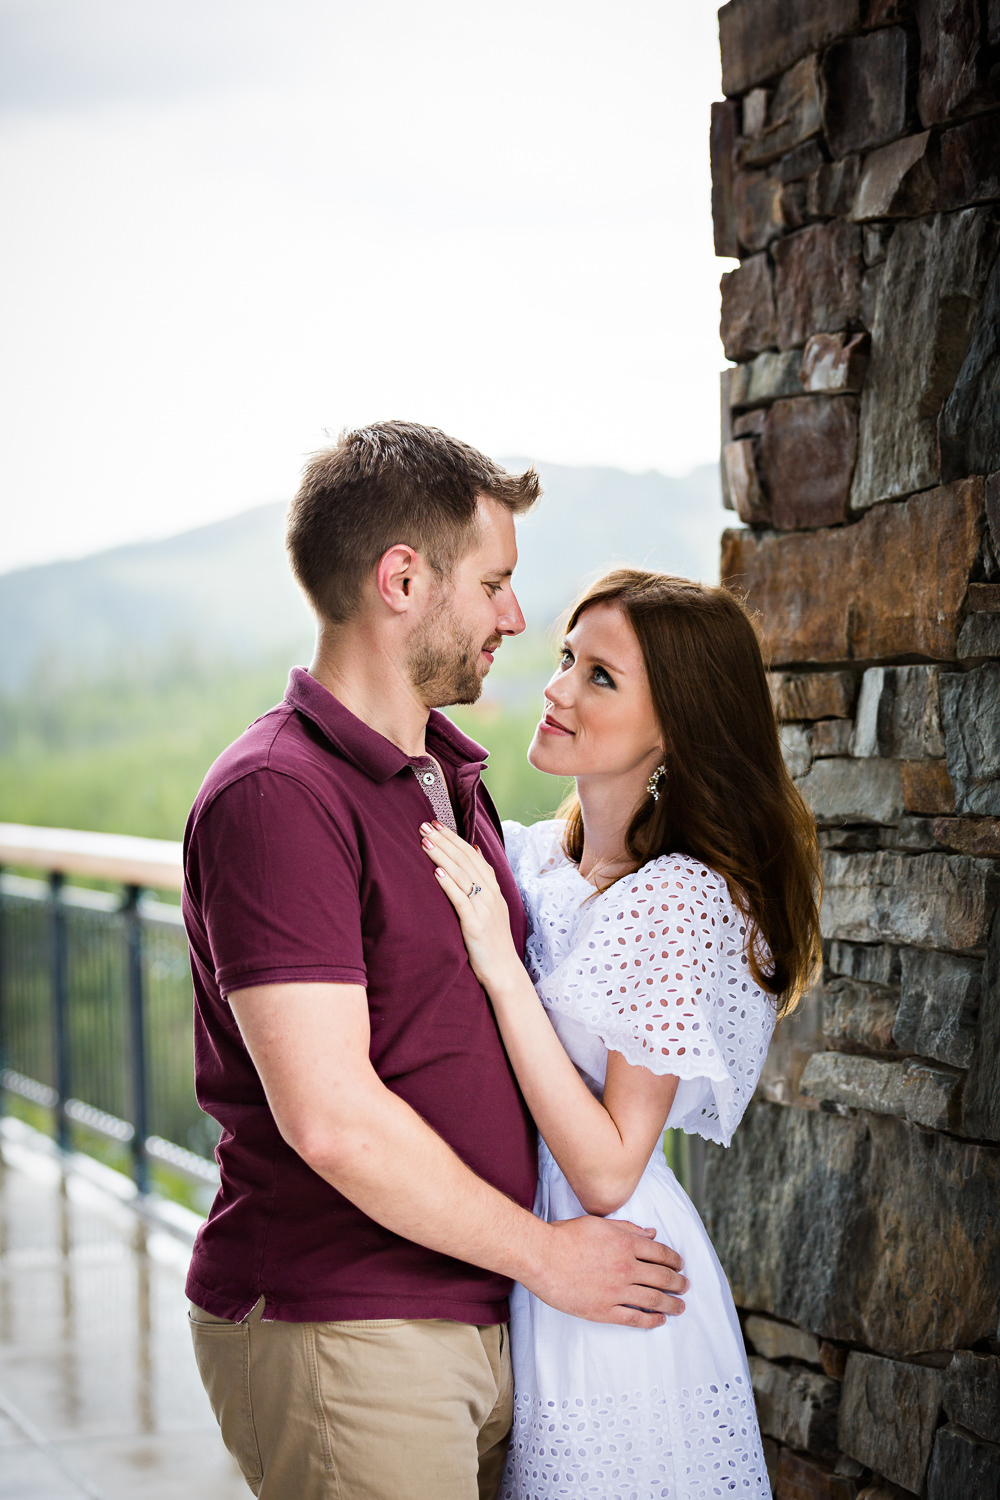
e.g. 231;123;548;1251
0;864;6;1116
123;885;149;1195
50;871;71;1153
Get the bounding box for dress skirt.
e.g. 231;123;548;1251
501;1140;771;1500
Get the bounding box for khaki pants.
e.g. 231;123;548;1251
189;1299;513;1500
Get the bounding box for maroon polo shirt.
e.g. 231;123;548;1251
182;667;536;1324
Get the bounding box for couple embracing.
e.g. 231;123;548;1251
182;421;821;1499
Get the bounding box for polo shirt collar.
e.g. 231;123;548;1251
284;667;488;784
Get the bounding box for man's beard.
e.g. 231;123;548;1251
406;593;499;707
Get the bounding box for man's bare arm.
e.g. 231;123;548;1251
228;981;687;1327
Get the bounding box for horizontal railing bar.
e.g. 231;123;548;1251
0;873;185;926
0;822;183;891
1;1070;220;1187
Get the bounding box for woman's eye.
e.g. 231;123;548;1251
592;666;615;688
559;648;573;667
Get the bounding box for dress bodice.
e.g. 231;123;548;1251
503;819;776;1146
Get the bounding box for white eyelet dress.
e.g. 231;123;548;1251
500;820;773;1500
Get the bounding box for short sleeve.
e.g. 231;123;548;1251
502;819;566;885
534;857;775;1145
186;770;368;996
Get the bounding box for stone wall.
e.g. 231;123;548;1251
707;3;1000;1495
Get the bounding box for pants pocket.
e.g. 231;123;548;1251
189;1311;263;1489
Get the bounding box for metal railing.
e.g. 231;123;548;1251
0;824;219;1199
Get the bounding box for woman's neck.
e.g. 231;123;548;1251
575;773;647;885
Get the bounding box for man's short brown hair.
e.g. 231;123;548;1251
286;421;541;624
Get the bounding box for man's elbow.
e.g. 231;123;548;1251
278;1113;362;1181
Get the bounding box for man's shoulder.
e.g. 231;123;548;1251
189;701;348;827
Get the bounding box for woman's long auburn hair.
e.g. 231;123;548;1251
556;569;822;1018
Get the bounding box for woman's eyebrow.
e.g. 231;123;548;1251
569;644;628;676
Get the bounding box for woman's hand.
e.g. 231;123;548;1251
420;822;523;991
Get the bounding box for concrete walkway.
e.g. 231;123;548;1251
0;1120;245;1500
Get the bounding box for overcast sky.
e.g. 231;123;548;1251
0;0;730;573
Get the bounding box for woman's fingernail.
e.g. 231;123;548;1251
421;837;434;849
419;823;432;834
432;820;443;830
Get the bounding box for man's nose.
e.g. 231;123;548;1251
498;587;526;636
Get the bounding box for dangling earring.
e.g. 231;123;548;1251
647;763;668;802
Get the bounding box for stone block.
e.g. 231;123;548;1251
838;1352;943;1492
942;665;1000;816
732;410;767;439
823;976;900;1053
801;332;869;394
925;1423;1000;1499
819;1342;848;1381
735;167;787;251
775;1448;859;1500
721;254;777;362
743;88;770;138
759;396;859;530
806;154;862;218
938;111;1000;211
798;758;903;824
723;439;771;526
851;666;945;760
989;471;1000;559
820;850;998;950
769;671;857;721
859;263;882;332
900;760;955;816
758;974;826;1105
852;208;999;508
940;250;1000;484
851;130;938;220
864;0;913;22
750;1355;840;1454
862;222;893;266
730;348;806;408
711;100;741;260
894;947;982;1068
943;1350;1000;1444
917;0;995;126
719;0;863;98
780;139;826;183
963;912;1000;1141
773;222;864;349
828;941;900;985
969;583;1000;612
702;1102;1000;1357
780;722;813;778
741;55;823;168
883;814;945;851
722;480;984;665
819;828;881;852
745;1313;822;1365
820;28;913;158
720;369;735;510
800;1052;962;1129
959;613;1000;659
813;719;854;757
932;816;1000;856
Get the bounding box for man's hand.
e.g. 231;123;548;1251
524;1216;687;1328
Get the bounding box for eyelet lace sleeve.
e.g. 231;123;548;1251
534;855;776;1146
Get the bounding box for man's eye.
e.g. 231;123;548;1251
485;582;503;596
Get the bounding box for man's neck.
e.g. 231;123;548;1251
308;623;431;758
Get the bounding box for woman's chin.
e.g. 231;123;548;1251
528;732;571;778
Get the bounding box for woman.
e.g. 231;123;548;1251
419;569;821;1499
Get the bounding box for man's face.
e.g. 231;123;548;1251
406;497;526;707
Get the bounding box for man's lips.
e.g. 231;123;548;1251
480;639;502;665
539;712;574;736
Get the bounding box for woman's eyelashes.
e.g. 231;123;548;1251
558;648;616;689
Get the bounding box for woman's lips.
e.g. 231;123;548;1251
539;713;574;736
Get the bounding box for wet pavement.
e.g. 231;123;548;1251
0;1120;245;1500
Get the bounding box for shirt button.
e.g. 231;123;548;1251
422;772;435;785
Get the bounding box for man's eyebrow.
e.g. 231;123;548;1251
484;567;514;580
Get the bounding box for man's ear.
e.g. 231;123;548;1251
375;544;419;614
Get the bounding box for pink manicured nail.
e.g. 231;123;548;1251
421;837;434;849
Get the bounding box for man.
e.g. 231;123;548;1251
183;421;687;1500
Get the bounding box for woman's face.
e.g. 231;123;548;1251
528;601;664;786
